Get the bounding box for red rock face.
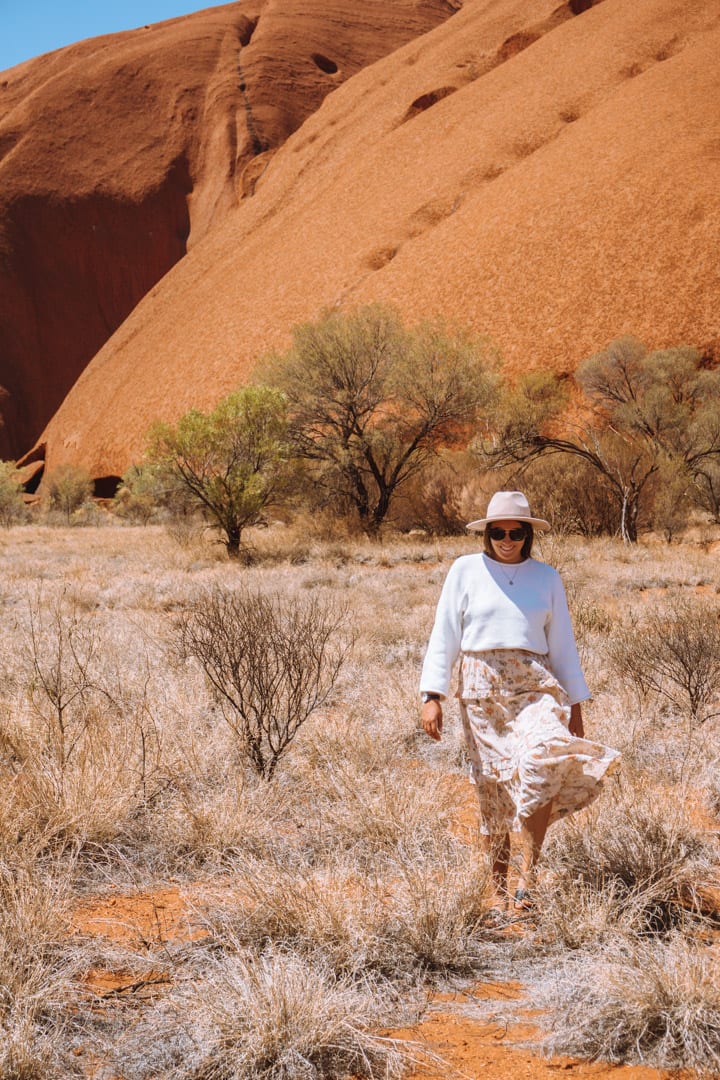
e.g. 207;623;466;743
7;0;720;484
0;0;456;462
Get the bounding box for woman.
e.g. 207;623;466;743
420;490;619;913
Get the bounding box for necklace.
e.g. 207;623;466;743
493;558;525;586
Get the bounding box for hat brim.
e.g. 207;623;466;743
466;515;551;534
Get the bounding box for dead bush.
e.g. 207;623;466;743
14;593;168;844
25;590;104;785
174;585;352;779
604;595;720;723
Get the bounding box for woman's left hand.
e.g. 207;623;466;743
569;703;584;738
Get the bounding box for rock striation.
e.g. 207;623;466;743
4;0;720;485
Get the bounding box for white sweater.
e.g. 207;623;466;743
420;553;590;705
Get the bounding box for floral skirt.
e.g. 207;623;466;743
458;650;620;837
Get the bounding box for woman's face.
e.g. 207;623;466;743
488;519;526;563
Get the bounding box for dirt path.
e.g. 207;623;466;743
396;982;670;1080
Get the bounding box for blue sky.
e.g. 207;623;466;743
0;0;230;73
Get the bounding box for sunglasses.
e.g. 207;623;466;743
488;526;527;542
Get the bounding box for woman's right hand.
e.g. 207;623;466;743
421;699;443;741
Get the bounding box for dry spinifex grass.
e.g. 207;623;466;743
0;850;80;1078
538;933;720;1075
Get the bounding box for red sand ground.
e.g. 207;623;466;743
2;0;719;482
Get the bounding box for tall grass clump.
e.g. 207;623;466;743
108;949;413;1080
0;855;80;1078
201;841;495;985
539;934;720;1075
535;781;716;945
9;591;169;847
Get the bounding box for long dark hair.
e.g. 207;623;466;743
483;522;535;560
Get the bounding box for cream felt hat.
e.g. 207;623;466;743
466;490;551;533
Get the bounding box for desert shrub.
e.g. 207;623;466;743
389;451;477;535
0;460;28;527
691;457;720;523
174;585;352;779
535;783;715;943
44;465;93;523
68;499;105;526
646;461;695;542
539;934;720;1073
14;592;167;843
476;339;720;542
24;590;105;784
264;304;498;535
604;595;720;723
113;463;166;524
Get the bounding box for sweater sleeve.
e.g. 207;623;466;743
546;572;591;705
419;560;464;699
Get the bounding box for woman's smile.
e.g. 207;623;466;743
489;519;524;563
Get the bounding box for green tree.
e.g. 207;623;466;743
146;385;291;557
0;460;27;527
264;305;498;533
477;338;720;542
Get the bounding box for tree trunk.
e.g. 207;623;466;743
225;525;242;557
370;484;393;534
620;491;639;543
